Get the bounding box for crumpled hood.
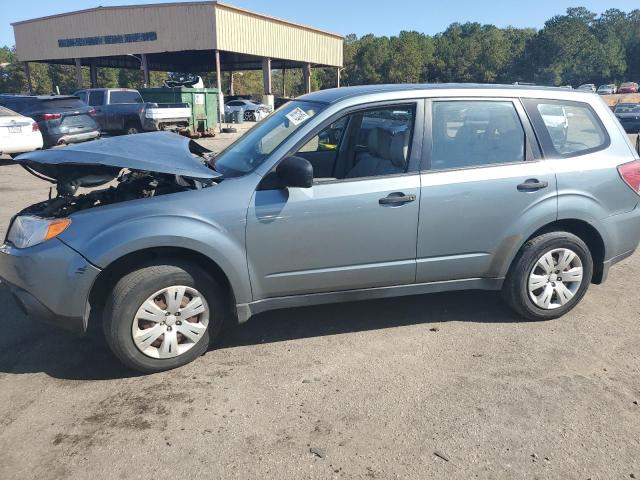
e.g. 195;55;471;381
16;131;220;183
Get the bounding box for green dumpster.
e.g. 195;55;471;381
140;87;218;136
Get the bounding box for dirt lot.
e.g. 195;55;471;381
1;134;640;480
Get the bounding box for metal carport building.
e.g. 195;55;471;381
11;1;344;116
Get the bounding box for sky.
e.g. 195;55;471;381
0;0;615;47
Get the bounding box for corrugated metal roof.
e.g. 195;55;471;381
12;1;343;67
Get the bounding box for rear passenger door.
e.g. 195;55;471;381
416;98;557;283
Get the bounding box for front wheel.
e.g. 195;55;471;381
103;261;225;373
502;231;593;321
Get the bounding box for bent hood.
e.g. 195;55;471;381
16;131;220;184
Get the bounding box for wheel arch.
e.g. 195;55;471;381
88;246;237;327
522;219;606;284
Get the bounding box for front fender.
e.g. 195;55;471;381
60;203;253;304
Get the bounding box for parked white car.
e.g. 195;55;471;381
0;105;43;157
224;99;271;121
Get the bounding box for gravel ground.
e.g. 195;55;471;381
0;133;639;480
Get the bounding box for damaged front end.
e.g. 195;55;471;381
13;131;221;221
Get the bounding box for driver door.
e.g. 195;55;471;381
246;101;424;300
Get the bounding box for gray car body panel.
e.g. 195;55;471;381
2;84;640;332
58;175;255;305
16;131;220;180
0;239;100;332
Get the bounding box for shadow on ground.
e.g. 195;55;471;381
0;282;522;381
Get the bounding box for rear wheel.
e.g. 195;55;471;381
103;261;225;373
125;121;141;135
502;231;593;321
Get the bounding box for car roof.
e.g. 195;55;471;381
298;83;602;105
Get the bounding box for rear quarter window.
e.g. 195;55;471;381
523;98;609;158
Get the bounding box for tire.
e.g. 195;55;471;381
103;261;225;373
502;231;593;321
124;121;141;135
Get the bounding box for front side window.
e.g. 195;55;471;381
524;99;608;157
293;105;415;181
109;91;143;104
431;101;525;170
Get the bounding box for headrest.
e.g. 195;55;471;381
487;108;518;134
389;130;410;167
367;127;392;159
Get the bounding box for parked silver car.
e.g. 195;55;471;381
224;99;271;121
2;84;640;372
597;84;617;95
577;83;597;93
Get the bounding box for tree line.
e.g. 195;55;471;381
0;7;639;97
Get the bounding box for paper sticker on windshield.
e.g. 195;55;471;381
285;107;310;126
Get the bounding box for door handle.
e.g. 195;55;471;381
379;193;417;205
517;179;549;192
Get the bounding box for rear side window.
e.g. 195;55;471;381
523;99;608;157
109;91;143;104
430;100;525;170
88;91;105;106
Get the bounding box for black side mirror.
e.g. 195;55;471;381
636;132;640;156
276;156;313;188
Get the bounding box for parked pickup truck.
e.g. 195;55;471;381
74;88;191;134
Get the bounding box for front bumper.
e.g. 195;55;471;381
0;239;101;334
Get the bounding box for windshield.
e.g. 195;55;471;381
213;100;325;177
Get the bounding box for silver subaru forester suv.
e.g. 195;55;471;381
2;84;640;372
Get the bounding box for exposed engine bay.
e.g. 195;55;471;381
13;131;221;219
20;170;214;218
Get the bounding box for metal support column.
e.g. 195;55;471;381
74;58;83;89
90;60;98;88
23;62;33;94
215;49;224;128
336;67;341;88
303;63;312;94
141;54;150;88
229;71;235;96
262;57;272;95
282;67;286;97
